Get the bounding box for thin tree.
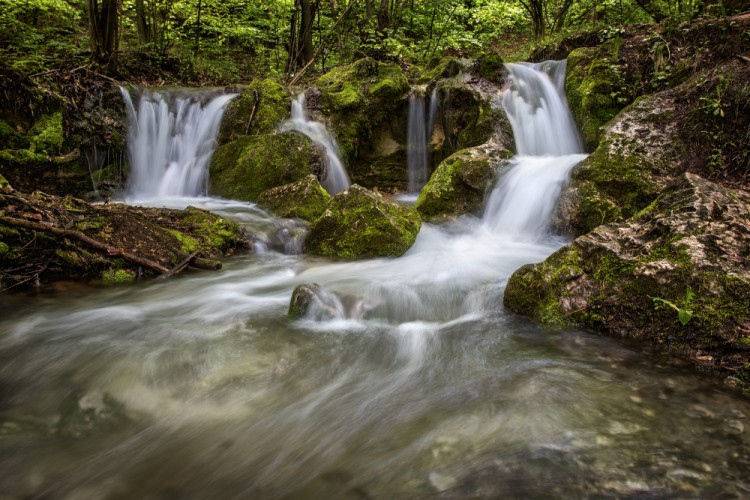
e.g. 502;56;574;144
87;0;120;68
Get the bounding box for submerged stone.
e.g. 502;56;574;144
505;173;750;387
257;175;331;222
57;390;130;439
305;185;421;259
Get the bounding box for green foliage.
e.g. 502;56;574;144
652;287;695;326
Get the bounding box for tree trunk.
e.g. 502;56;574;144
519;0;545;39
300;0;315;65
135;0;151;43
87;0;120;67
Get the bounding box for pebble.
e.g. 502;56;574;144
429;472;457;492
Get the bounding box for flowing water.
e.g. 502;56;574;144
280;94;351;195
120;87;237;200
407;92;428;195
1;64;749;498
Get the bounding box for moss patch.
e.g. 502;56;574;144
28;112;63;155
209;131;319;201
257;174;331;222
305;184;421;259
101;268;137;284
218;79;289;144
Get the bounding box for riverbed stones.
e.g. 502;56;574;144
305;185;421;259
505;173;750;385
257;175;331;222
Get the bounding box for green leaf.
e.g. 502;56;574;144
678;309;693;326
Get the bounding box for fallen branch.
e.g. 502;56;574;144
244;89;260;135
163;250;200;278
0;216;170;275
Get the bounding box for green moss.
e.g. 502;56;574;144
28;112;63;155
210;132;317;201
306;185;421;259
316;58;409;163
101;268;137;284
257;174;331;222
565;39;628;150
0;173;11;190
166;228;200;254
218;79;290;144
178;206;243;254
416;57;463;85
415;148;498;220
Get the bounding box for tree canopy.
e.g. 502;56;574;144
0;0;741;82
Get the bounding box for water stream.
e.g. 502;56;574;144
280;94;351;195
1;64;749;498
407;92;429;195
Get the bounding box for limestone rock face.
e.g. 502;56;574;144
557;89;686;236
505;173;750;381
257;175;331;222
209;131;323;202
305;185;421;259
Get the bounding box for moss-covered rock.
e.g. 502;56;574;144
416;57;464;85
218;79;290;144
305;184;421;259
209;131;322;202
257;174;331;222
558;90;686;236
0;119;27;150
0;172;11;191
316;58;410;165
415;147;508;221
505;173;750;388
565;38;629;151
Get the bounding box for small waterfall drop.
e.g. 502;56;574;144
121;87;236;200
483;60;586;237
280;94;351;195
407;92;428;194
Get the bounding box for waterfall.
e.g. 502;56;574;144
483;60;586;237
120;87;236;200
407;92;428;194
280;94;351;195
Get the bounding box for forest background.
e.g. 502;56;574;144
0;0;736;85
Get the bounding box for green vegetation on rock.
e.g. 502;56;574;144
257;174;331;222
305;185;421;259
28;112;63;155
415;147;503;221
218;79;289;144
565;38;628;151
210;132;320;202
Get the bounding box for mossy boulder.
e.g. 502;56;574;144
209;131;323;202
415;146;508;221
505;173;750;388
257;174;331;222
565;38;629;151
218;79;289;144
28;112;63;155
305;184;421;259
558;90;686;236
316;58;410;165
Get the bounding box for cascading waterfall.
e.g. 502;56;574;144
8;63;746;499
483;60;586;237
120;87;236;200
280;93;351;195
407;92;429;194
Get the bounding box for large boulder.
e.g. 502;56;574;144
209;131;324;201
257;174;331;222
505;173;750;386
305;185;421;259
415;146;509;221
557;89;686;236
